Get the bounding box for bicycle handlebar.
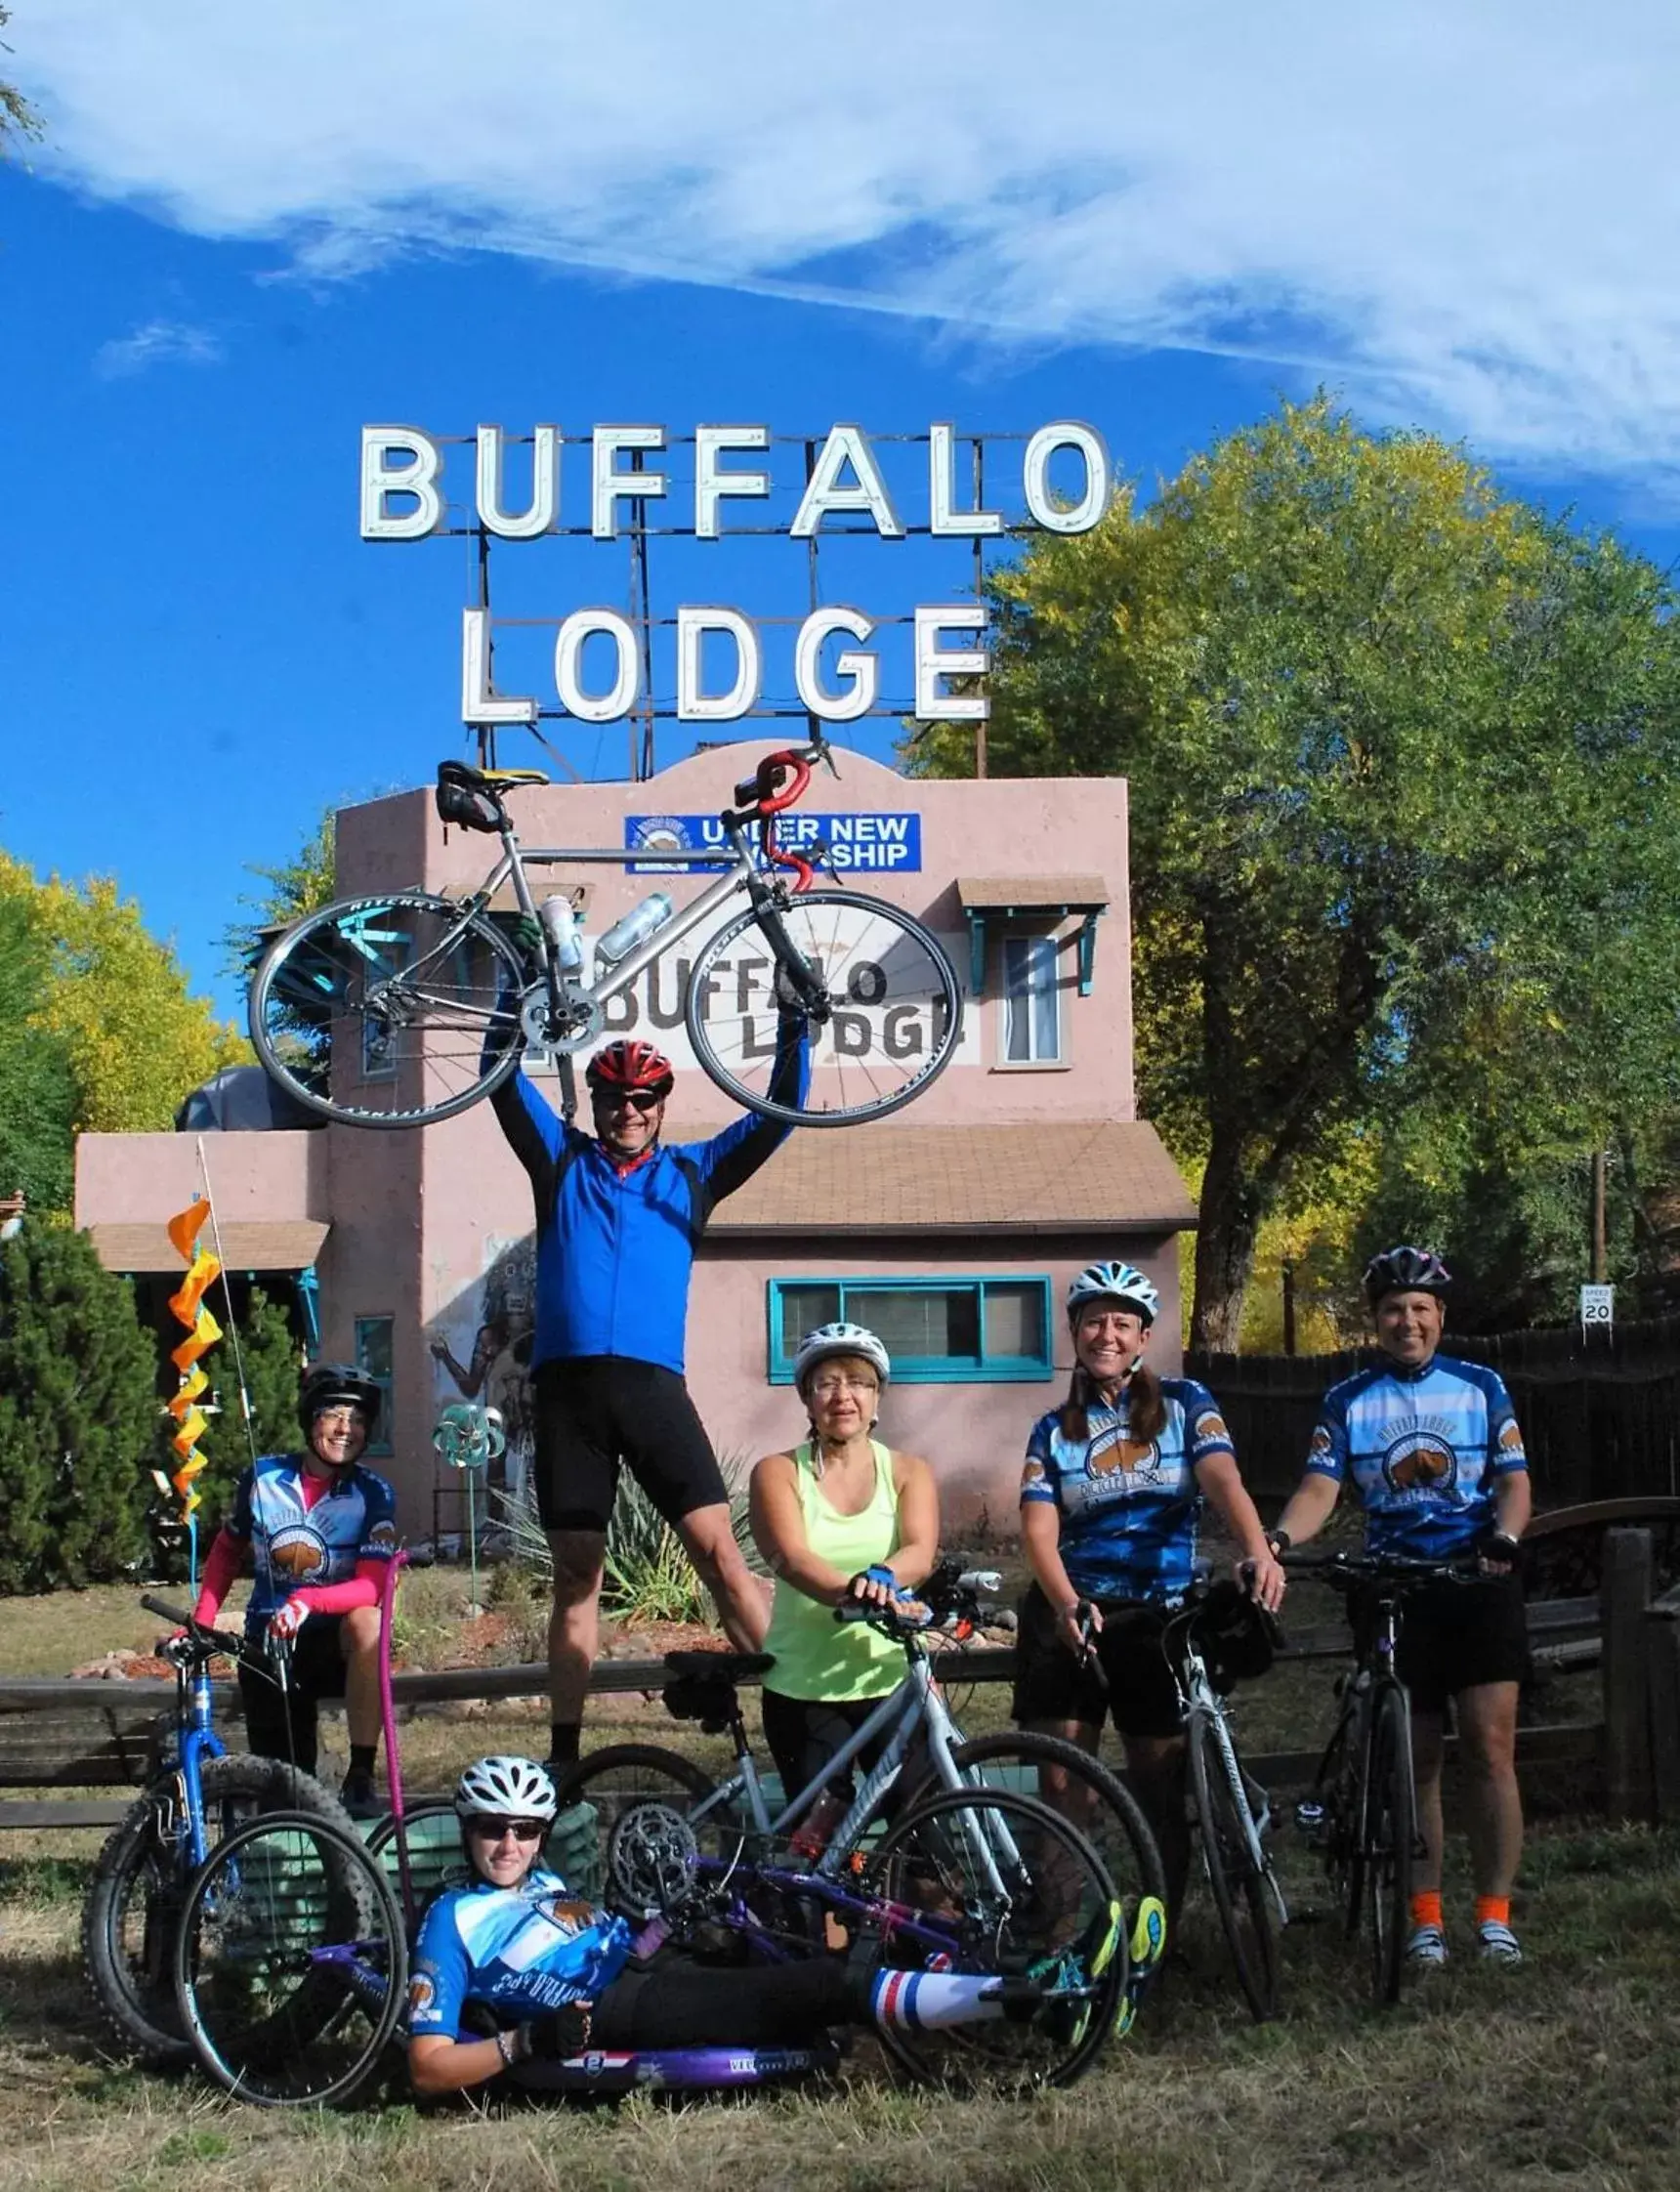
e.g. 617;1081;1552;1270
1278;1549;1480;1587
141;1592;284;1671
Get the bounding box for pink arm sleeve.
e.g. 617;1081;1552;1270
291;1558;387;1618
190;1530;247;1627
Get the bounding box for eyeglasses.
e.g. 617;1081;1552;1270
593;1088;662;1114
314;1407;368;1428
808;1374;879;1398
467;1816;547;1843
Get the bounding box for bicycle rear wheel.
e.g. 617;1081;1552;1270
1366;1685;1415;2006
1187;1709;1281;2022
175;1811;405;2107
686;888;962;1126
250;892;525;1127
551;1745;744;1908
861;1787;1123;2090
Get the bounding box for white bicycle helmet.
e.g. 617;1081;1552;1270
793;1322;892;1392
454;1753;559;1823
1066;1261;1159;1328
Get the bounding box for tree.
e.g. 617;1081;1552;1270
0;1223;154;1593
0;897;77;1213
220;810;336;979
1;9;43;157
910;399;1680;1347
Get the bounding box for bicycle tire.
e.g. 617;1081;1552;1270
82;1755;357;2067
861;1785;1124;2090
1312;1707;1365;1942
250;891;526;1128
1366;1684;1415;2006
550;1745;745;1907
1187;1708;1281;2023
175;1809;405;2108
685;888;962;1126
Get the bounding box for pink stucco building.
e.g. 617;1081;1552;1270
77;742;1194;1535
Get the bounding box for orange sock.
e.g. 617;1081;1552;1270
1410;1890;1444;1930
1475;1896;1510;1928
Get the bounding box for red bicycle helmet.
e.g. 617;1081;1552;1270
585;1038;674;1097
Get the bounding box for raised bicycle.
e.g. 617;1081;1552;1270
249;735;962;1130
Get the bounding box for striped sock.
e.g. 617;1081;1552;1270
869;1969;1008;2034
1410;1890;1444;1932
1474;1895;1510;1929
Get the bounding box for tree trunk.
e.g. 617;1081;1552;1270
1190;1132;1267;1352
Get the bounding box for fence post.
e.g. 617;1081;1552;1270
1602;1527;1655;1820
1646;1589;1680;1825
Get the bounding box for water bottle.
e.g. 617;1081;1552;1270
1295;1798;1326;1844
537;894;583;973
595;891;675;967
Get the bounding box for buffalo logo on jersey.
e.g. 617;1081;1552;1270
1021;1458;1046;1489
268;1523;329;1580
538;1897;598;1934
407;1971;437;2021
1498;1421;1526;1455
1087;1424;1161;1482
1309;1426;1333;1460
367;1520;399;1553
1382;1429;1458;1494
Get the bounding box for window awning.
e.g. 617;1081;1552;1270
85;1221;331;1274
954;875;1112;998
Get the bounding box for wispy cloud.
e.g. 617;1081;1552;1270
21;1;1680;485
93;316;223;379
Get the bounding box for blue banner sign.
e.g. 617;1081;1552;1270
626;812;922;874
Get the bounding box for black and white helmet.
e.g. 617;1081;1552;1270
1363;1244;1451;1306
792;1322;892;1392
454;1754;559;1823
1066;1261;1159;1328
297;1361;382;1437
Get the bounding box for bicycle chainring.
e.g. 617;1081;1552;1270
519;981;604;1054
607;1800;700;1916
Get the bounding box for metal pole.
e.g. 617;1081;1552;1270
1591;1150;1609;1284
630;449;656;780
973;437;987;779
805;438;821;747
476;525;495;772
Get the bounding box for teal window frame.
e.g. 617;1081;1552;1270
767;1276;1056;1386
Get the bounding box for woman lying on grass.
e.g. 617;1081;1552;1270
406;1754;1065;2093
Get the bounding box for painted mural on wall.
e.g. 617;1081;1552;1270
429;1236;536;1506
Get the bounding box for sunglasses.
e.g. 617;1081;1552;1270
468;1816;547;1843
593;1088;662;1113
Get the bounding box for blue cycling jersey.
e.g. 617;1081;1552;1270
1305;1354;1528;1559
229;1454;398;1633
1019;1379;1237;1604
490;1021;808;1376
407;1869;634;2039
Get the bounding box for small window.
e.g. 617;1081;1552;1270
768;1278;1054;1384
1002;934;1063;1064
354;1316;395;1455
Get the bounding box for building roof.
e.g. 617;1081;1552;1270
86;1220;331;1274
956;875;1111;912
701;1120;1195;1234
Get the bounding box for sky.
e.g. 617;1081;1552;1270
4;1;1679;1021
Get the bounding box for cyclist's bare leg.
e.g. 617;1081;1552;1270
676;1502;771;1652
1409;1707;1448;1895
1454;1680;1523;1899
339;1604;384;1750
1123;1732;1190;1913
547;1530;608;1724
1023;1717;1106;1835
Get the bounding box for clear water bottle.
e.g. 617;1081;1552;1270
1295;1798;1326;1844
596;891;674;967
537;894;583;973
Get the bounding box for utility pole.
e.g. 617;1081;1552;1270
1281;1260;1297;1357
1591;1150;1609;1285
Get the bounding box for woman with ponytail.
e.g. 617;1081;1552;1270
1013;1262;1283;1905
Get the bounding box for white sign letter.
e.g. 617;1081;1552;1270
360;426;443;539
677;607;763;720
592;425;667;538
461;609;538;726
555;610;640;722
694;424;771;540
1022;422;1110;533
795;608;879;723
790;424;904;539
476;424;561;539
929;423;1002;537
914;606;988;722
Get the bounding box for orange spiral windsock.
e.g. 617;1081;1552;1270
164;1199;222;1527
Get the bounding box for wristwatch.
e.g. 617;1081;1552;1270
1266;1530;1291;1558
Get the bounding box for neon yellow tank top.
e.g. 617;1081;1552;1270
761;1438;904;1703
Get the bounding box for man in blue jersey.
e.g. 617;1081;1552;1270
1270;1245;1532;1966
490;1021;807;1771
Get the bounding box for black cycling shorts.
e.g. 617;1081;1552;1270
237;1611;350;1777
532;1356;729;1536
1011;1583;1183;1741
1355;1572;1531;1715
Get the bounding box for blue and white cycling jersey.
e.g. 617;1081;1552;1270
230;1454;398;1632
407;1869;635;2038
1019;1379;1237;1604
1305;1354;1528;1560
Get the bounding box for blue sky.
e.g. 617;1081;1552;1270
5;2;1679;1020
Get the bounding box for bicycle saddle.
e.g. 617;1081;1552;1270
435;759;549;833
663;1651;776;1681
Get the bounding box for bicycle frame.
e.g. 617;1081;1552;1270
1175;1644;1282;1909
164;1654;229;1874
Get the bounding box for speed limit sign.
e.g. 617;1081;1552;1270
1579;1284;1615;1329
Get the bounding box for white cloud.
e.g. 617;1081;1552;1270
21;2;1680;484
93;317;224;378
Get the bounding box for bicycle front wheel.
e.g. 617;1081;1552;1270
1187;1709;1280;2022
686;888;962;1126
1366;1685;1415;2006
175;1811;405;2107
250;892;526;1127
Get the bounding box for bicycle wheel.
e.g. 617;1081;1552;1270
363;1801;468;1926
175;1810;405;2108
83;1755;357;2067
551;1745;744;1908
1366;1685;1415;2006
686;888;962;1126
1187;1709;1281;2022
250;892;526;1127
861;1787;1124;2090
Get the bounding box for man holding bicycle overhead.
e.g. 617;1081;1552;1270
490;1021;809;1773
1269;1245;1531;1967
189;1362;398;1817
